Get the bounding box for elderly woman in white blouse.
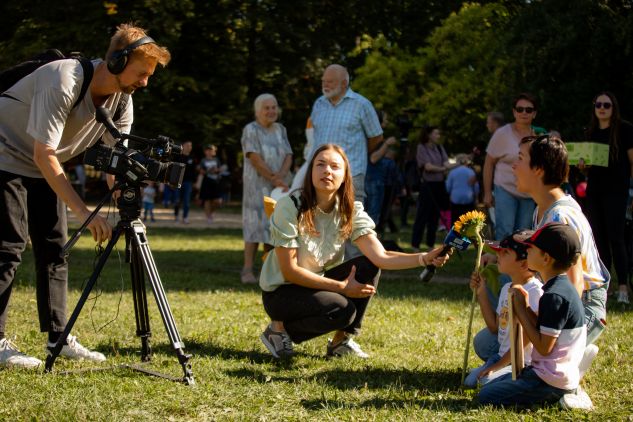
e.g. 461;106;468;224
240;93;293;284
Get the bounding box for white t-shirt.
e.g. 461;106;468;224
534;195;610;290
496;277;543;362
0;59;132;177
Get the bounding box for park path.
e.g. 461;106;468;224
68;203;468;285
68;203;243;229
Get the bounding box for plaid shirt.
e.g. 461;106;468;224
310;88;382;176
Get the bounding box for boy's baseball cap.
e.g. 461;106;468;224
515;222;581;265
486;229;530;260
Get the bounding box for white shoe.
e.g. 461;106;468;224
617;290;630;304
47;334;106;362
560;386;594;411
0;338;42;369
327;337;369;358
579;344;599;379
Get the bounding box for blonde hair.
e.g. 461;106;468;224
106;23;171;67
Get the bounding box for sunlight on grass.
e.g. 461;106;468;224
2;227;631;420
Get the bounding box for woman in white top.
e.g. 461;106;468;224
258;144;450;359
483;93;538;241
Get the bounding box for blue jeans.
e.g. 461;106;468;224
584;284;608;345
364;179;384;224
478;366;572;407
493;185;535;241
464;353;511;388
174;180;193;219
473;327;500;362
345;175;366;260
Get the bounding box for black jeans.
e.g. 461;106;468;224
0;170;68;333
261;256;380;344
411;181;446;248
586;188;629;286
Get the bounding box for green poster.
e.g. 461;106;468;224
566;142;609;167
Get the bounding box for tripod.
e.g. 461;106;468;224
44;182;194;385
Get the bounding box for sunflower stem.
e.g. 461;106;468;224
461;230;484;385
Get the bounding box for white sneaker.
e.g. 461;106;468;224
617;290;630;304
47;334;106;362
0;338;42;369
579;344;599;379
560;386;594;411
327;337;369;358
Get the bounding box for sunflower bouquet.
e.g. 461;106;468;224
452;210;487;385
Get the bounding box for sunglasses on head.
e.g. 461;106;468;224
594;102;612;110
514;106;535;114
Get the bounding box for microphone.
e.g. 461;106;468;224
419;228;472;282
95;106;121;139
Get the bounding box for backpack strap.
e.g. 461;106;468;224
73;57;93;109
112;93;130;122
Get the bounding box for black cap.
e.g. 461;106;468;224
486;229;530;260
516;223;581;265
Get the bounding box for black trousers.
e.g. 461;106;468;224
411;181;446;248
585;188;629;286
0;170;68;333
261;256;380;344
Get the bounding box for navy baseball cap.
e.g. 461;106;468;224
515;222;581;265
486;229;530;260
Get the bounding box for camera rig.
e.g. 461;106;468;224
84;107;185;188
45;107;194;384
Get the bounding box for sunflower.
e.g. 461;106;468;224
455;209;487;386
453;210;486;239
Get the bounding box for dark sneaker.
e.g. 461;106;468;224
326;337;369;358
260;325;294;358
0;338;42;369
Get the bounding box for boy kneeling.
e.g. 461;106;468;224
465;231;543;388
478;223;586;407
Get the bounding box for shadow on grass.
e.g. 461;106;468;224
309;367;463;392
300;396;474;412
178;339;300;366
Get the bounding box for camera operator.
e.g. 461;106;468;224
0;23;170;368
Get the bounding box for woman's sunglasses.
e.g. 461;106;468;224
514;106;535;114
594;102;612;110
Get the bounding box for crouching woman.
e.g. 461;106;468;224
258;144;450;359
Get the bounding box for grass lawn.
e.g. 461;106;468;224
1;225;631;421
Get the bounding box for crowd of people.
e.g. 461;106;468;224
241;62;632;411
1;20;632;412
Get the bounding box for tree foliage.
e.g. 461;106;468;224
1;0;632;159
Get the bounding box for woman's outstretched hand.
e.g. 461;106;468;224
424;246;452;267
342;265;376;298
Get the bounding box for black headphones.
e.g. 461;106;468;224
107;36;155;75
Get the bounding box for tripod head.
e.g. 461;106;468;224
62;179;143;255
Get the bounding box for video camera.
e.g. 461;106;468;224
84;107;185;188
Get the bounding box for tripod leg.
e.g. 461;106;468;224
45;226;124;372
129;221;194;385
129;232;152;361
